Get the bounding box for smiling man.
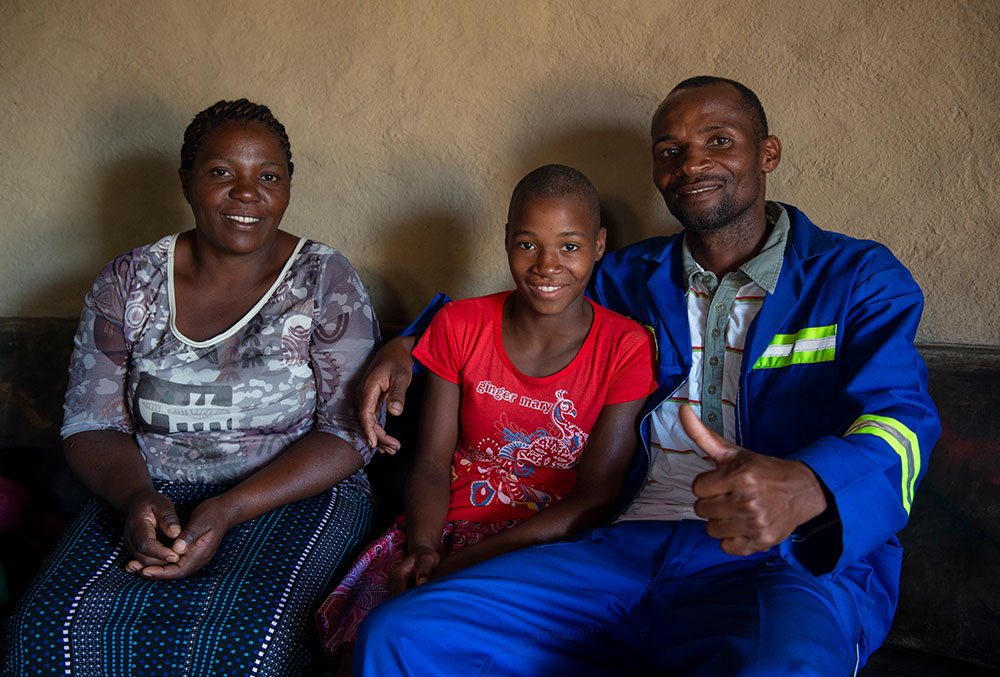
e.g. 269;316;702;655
354;76;940;675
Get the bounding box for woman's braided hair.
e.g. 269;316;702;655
180;99;294;177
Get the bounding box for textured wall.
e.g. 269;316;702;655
2;0;997;345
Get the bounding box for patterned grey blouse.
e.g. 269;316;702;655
62;235;379;485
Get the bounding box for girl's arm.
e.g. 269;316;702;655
429;396;646;580
388;371;461;595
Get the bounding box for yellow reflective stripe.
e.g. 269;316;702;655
641;323;658;362
753;324;837;369
845;414;921;514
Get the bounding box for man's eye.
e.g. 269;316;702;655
210;168;230;177
516;242;535;250
658;148;678;159
262;173;280;182
710;136;732;146
564;243;580;252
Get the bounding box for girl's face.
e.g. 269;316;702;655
505;195;606;318
179;120;291;257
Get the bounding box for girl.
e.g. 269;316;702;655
316;164;656;670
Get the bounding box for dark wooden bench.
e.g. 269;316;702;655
1;318;997;673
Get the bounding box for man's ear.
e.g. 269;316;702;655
595;226;607;261
760;135;782;174
178;168;191;203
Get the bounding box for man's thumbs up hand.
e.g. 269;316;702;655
680;404;829;556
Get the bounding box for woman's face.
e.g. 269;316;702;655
180;120;291;257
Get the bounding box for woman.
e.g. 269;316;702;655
1;100;378;676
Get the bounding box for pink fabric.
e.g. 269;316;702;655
316;516;518;656
0;477;29;534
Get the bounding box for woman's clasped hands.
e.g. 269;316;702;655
122;490;238;580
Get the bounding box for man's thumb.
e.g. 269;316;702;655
679;404;738;464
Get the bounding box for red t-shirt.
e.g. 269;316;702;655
412;291;656;522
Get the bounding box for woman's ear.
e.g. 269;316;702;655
178;168;191;203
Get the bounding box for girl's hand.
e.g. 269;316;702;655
123;490;182;573
388;548;441;597
133;497;238;580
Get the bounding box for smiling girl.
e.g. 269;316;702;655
316;164;656;671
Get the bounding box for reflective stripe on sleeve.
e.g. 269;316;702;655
752;324;837;369
845;414;921;514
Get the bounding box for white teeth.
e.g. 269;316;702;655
536;286;559;292
685;186;715;195
228;215;261;224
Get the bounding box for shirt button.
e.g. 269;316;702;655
715;303;725;312
709;357;719;366
707;385;716;395
711;328;721;339
708;412;718;422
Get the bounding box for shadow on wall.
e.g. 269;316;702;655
17;153;186;317
365;206;475;328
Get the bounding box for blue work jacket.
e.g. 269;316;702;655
589;203;940;655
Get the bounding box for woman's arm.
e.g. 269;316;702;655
145;250;379;579
429;397;646;580
65;431;182;569
137;430;366;579
387;371;461;595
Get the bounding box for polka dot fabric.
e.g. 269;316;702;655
1;478;371;676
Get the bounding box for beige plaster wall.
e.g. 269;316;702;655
2;0;997;345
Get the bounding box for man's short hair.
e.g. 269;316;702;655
669;76;769;142
507;164;601;231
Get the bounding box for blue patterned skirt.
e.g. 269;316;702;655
1;477;372;676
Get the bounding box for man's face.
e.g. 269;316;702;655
650;83;779;233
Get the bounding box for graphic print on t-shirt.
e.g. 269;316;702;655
457;388;588;513
134;373;237;434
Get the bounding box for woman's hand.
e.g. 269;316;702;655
123;490;182;572
130;496;239;580
387;547;441;597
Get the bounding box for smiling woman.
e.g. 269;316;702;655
1;100;380;676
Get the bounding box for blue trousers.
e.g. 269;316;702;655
355;520;864;676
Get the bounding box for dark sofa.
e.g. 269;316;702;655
1;318;997;673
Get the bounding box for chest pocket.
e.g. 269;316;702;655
752;324;837;370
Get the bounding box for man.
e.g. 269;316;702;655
354;77;939;675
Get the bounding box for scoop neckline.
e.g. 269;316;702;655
491;290;598;382
166;234;306;348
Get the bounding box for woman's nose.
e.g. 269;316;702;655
230;177;261;202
